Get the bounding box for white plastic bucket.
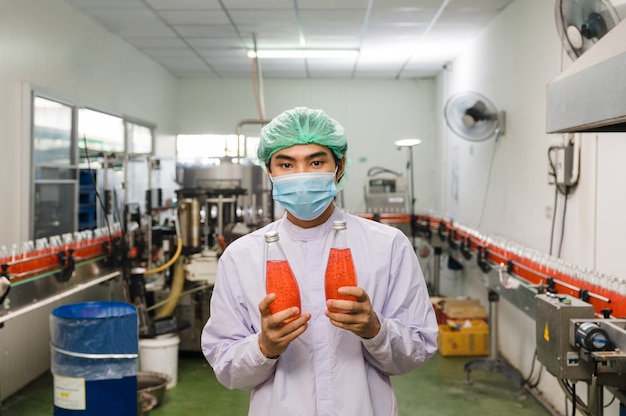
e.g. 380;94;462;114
138;334;180;389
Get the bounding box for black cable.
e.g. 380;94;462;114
367;166;401;176
561;379;586;415
547;145;576;258
521;350;544;389
523;350;538;386
549;184;558;256
526;362;543;389
547;146;560;256
547;146;569;196
557;187;570;258
478;140;499;228
82;136;113;243
571;382;576;416
604;394;616;408
112;189;126;234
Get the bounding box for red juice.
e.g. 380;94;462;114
266;259;301;323
325;248;357;313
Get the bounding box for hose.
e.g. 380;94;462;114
143;238;182;276
144;212;183;276
155;256;185;318
146;283;210;313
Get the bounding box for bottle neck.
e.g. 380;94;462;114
331;229;349;250
266;240;287;262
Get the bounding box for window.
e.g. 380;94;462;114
78;108;124;154
33;97;73;165
31;92;155;240
32;96;77;238
176;134;260;165
127;123;153;155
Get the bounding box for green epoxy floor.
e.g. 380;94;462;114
1;352;551;415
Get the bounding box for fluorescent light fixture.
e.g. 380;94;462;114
394;138;422;147
247;49;360;59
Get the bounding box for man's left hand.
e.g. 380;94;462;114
325;287;381;339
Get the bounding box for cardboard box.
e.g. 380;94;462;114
437;297;486;325
438;320;489;357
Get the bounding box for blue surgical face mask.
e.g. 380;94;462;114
270;170;338;221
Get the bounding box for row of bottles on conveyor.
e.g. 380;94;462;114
362;207;409;214
0;223;122;274
264;220;358;323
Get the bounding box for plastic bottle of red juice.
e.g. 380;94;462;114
265;231;301;324
325;220;357;313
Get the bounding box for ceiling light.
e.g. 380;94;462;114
247;49;360;59
394;138;422;147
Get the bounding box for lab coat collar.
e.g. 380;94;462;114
280;206;343;242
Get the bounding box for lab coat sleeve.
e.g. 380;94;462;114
201;248;277;390
360;231;438;375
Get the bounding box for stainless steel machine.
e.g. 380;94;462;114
144;158;271;351
363;167;407;213
536;293;626;415
175;158;271;231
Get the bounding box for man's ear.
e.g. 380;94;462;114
337;156;346;180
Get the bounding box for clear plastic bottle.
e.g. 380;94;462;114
265;231;301;324
324;220;358;313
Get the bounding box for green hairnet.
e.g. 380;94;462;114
258;107;350;189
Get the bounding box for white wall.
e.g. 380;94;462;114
438;1;626;414
0;0;179;246
178;78;437;214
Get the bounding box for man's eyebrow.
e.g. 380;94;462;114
273;151;332;162
273;154;296;162
305;151;332;160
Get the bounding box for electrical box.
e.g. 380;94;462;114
555;145;574;186
363;175;407;212
536;294;595;380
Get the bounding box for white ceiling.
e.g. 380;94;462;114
65;0;515;79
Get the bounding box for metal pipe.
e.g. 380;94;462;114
488;292;498;360
147;155;153;271
234;119;271;158
433;246;442;296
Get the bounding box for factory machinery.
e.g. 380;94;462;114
137;158;271;351
536;293;626;416
0;223;128;403
4;154;625;412
411;215;626;415
0;152;270;403
0;225;125;316
80;156;273;353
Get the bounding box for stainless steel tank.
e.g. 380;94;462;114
175;158;271;226
178;198;201;251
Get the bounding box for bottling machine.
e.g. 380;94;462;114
142;157;272;351
0;121;273;401
536;293;626;416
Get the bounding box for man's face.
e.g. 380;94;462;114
268;143;342;178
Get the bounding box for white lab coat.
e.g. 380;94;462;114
201;208;438;416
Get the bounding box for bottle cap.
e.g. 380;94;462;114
333;220;347;230
265;230;279;243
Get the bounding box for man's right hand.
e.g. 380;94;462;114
258;293;311;358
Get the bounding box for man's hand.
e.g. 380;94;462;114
258;293;311;358
325;287;381;339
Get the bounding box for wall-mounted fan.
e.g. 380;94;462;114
444;92;505;142
555;0;622;60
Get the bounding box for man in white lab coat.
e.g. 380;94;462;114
201;107;438;416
